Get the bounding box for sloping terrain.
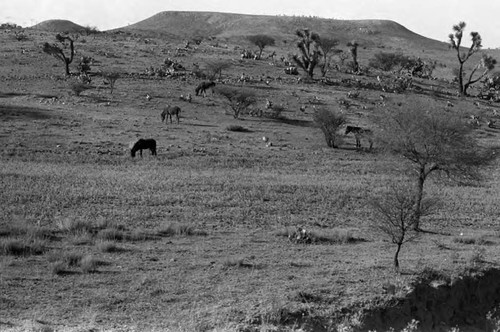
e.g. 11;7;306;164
1;11;500;332
122;11;448;51
31;19;86;33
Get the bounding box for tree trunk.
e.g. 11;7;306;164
413;167;426;231
394;243;402;272
458;63;465;96
64;60;70;76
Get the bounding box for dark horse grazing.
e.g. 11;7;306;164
130;139;157;157
345;125;373;150
161;105;181;124
195;81;216;97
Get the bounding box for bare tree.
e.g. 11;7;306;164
318;38;339;77
293;29;322;78
376;98;495;231
216;86;256;119
247;35;275;59
42;34;75;76
101;72;120;94
449;22;497;96
313;108;346;148
370;183;421;271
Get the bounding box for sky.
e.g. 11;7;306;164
2;0;500;48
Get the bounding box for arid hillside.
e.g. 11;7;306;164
2;11;500;332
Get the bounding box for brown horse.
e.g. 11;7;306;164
130;139;157;157
195;81;216;97
161;106;181;124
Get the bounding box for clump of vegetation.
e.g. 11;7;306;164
313;107;346;148
216;86;256;119
369;52;412;71
55;217;93;235
51;261;68;275
96;240;122;253
264;104;286;119
278;227;358;245
80;254;99;274
226;125;251;132
204;60;231;80
453;234;491;245
69;81;92;96
157;223;207;237
1;238;46;256
97;227;125;241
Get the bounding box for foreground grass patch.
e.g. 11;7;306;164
276;227;361;244
157;223;208;237
1;238;47;256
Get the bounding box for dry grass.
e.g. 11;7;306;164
157;223;208;237
0;23;499;332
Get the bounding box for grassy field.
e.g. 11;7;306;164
1;18;500;332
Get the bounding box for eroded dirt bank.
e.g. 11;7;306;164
359;268;500;332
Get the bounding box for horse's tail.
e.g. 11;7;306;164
195;85;201;96
161;110;166;122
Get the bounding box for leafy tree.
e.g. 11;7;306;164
42;34;75;75
247;34;275;59
205;60;232;80
449;22;497;96
82;25;99;36
293;29;322;78
216;86;256;119
318;38;339;77
370;183;421;271
347;40;359;73
376;98;495;231
313;108;346;148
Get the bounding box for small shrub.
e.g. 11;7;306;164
453;234;492;245
96;240;121;253
69;81;92;96
222;257;246;268
80;254;98;273
64;252;84;267
226;125;251;132
309;228;357;244
97;228;124;241
1;238;46;256
313;108;346;148
126;229;153;241
264;105;286;119
51;261;67;275
56;217;93;235
467;246;486;268
369;52;411;71
157;223;207;237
